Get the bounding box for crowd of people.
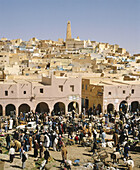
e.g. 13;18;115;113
0;107;139;169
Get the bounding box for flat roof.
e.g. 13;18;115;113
84;77;140;86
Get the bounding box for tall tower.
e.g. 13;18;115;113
66;21;72;39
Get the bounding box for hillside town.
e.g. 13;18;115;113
0;21;139;170
0;21;140;116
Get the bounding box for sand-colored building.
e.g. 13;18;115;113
117;48;126;54
0;74;81;116
82;78;140;113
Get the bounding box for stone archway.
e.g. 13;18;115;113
107;103;114;113
35;102;49;113
18;104;30;114
54;102;65;115
68;101;79;114
119;100;128;113
5;104;16;116
131;101;139;112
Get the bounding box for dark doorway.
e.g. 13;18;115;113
18;104;30;114
107;104;114;113
0;105;2;116
6;104;16;116
54;102;65;115
35;102;49;113
85;99;89;109
131;101;139;112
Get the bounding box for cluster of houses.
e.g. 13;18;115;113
0;21;140;116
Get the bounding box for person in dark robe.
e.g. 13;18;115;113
113;132;119;146
21;150;28;169
6;134;10;150
92;141;97;155
58;122;63;137
34;140;39;158
44;149;50;164
119;131;125;144
63;122;67;134
124;143;130;160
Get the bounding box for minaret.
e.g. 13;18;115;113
66;21;72;39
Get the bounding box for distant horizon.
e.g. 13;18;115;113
0;0;139;55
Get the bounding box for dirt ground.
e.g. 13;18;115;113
0;143;140;170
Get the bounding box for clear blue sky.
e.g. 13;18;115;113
0;0;139;54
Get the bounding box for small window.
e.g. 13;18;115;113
70;85;74;92
82;84;84;89
123;90;125;94
85;85;87;90
5;91;8;96
23;91;26;94
131;89;134;94
40;88;43;93
108;92;111;95
59;85;63;92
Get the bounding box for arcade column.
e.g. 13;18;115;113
3;107;5;116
